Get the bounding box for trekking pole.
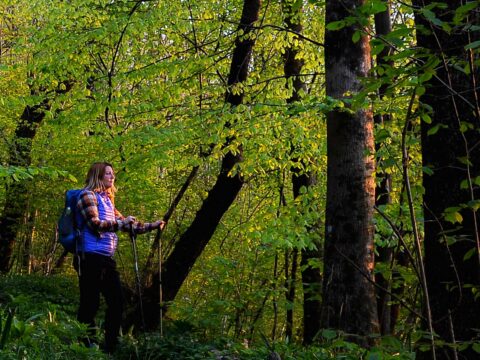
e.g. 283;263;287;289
154;227;164;337
129;226;146;330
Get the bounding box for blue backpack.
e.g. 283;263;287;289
57;189;85;253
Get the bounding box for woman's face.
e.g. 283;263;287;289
102;166;115;189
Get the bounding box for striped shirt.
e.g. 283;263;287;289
77;190;158;235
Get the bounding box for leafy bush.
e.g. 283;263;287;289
115;321;415;360
0;274;107;359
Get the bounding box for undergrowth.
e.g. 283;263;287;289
0;274;415;359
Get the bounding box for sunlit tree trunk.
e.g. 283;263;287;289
321;0;379;345
413;1;480;359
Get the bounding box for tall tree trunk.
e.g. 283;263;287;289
373;0;395;336
141;0;262;330
413;2;480;359
0;80;71;273
282;0;322;344
321;0;379;345
0;101;48;273
284;248;297;340
21;208;36;273
271;252;279;340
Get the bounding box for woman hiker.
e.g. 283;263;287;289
74;161;165;354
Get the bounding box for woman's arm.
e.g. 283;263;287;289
77;190;119;232
115;208;164;234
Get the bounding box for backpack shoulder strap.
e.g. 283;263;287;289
72;189;86;229
75;189;102;236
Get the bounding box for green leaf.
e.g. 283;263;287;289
464;24;480;32
371;42;385;56
463;247;477;261
457;156;473;166
444;207;463;224
416;86;426;96
370;1;387;14
322;329;337;340
421;8;443;27
467;199;480;210
326;20;346;31
427;123;446;135
386;27;413;40
376;128;390;143
473;342;480;353
454;2;479;24
366;352;382;360
67;174;78;182
387;49;416;61
460;121;474;133
352;30;361;43
465;40;480;50
418;71;434;83
422;166;434;176
421;113;432;124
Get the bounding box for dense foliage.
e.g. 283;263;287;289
1;0;480;359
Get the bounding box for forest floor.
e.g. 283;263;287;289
0;274;415;359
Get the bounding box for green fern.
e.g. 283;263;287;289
0;307;15;350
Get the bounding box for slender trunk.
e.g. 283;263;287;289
373;2;394;335
248;284;271;341
321;0;379;345
390;248;408;334
271;252;279;340
284;248;298;340
282;0;322;344
22;208;36;273
141;0;262;330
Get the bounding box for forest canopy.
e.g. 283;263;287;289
0;0;479;359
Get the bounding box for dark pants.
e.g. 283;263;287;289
74;253;123;353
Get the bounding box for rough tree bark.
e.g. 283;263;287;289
413;1;480;359
141;0;262;330
321;0;379;345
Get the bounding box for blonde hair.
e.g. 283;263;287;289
84;162;117;200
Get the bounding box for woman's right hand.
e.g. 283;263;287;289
154;220;166;230
124;216;136;225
